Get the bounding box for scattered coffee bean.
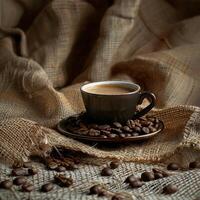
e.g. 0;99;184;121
124;175;138;183
154;173;164;179
163;184;178;194
28;168;38;175
0;180;13;189
12;168;28;176
189;161;200;169
41;183;54;192
98;190;108;197
152;168;169;177
112;128;122;134
89;184;103;195
13;176;27;185
141;172;155;182
112;195;124;200
54;174;73;187
110;161;120;169
101;167;113;176
56;166;66;172
22;183;34;192
167;163;179;171
129;180;143;188
12;162;23;169
113;122;122;128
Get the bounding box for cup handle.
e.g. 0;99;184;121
133;92;156;119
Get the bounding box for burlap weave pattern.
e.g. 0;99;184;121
1;0;200;199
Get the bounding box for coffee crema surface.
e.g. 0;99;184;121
85;84;135;95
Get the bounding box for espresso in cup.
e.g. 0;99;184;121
81;81;155;123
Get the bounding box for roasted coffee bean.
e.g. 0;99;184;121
189;161;200;169
142;127;150;134
163;184;178;194
148;117;156;123
54;174;73;187
126;133;132;137
154;173;164;179
22;183;34;192
127;120;135;129
0;180;13;189
123;126;132;132
100;135;107;139
167;163;179;170
111;128;122;134
88;129;100;136
141;172;155;182
56;166;66;172
12;168;28;176
113;122;122;128
152;168;169;177
109;133;117;138
124;175;138;183
101;167;113;176
149;126;157;132
129;180;143;188
41;183;54;192
48;162;58;170
89;184;103;195
112;195;124;200
119;134;126;138
101;130;111;136
131;132;139;137
110;161;120;169
98;125;110;130
23;162;33;168
28;168;38;175
135;122;142;128
134;126;141;133
98;190;108;197
13;176;27;185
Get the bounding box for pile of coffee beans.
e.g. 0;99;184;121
65;113;161;139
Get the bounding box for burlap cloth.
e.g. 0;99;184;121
1;0;200;199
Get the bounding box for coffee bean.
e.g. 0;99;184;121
141;172;155;182
131;132;139;137
152;168;169;177
22;183;34;192
189;161;200;169
100;135;107;139
56;166;66;172
12;168;28;176
88;129;100;136
134;126;141;133
142;127;150;134
124;175;138;183
54;174;73;187
23;162;33;168
127;120;135;129
112;195;124;200
13;176;27;185
12;162;23;169
149;126;157;132
109;133;117;138
154;173;164;179
28;168;38;175
41;183;54;192
113;122;122;128
48;161;58;170
123;126;132;132
167;163;179;171
129;180;143;188
126;133;132;137
163;184;178;194
110;161;120;169
112;128;122;134
0;180;13;189
89;184;103;195
98;125;110;130
101;167;113;176
119;134;126;138
101;130;111;136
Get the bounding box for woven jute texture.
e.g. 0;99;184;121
1;0;200;199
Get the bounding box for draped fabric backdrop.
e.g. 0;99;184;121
0;0;200;199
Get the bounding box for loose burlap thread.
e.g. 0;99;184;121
1;0;200;199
